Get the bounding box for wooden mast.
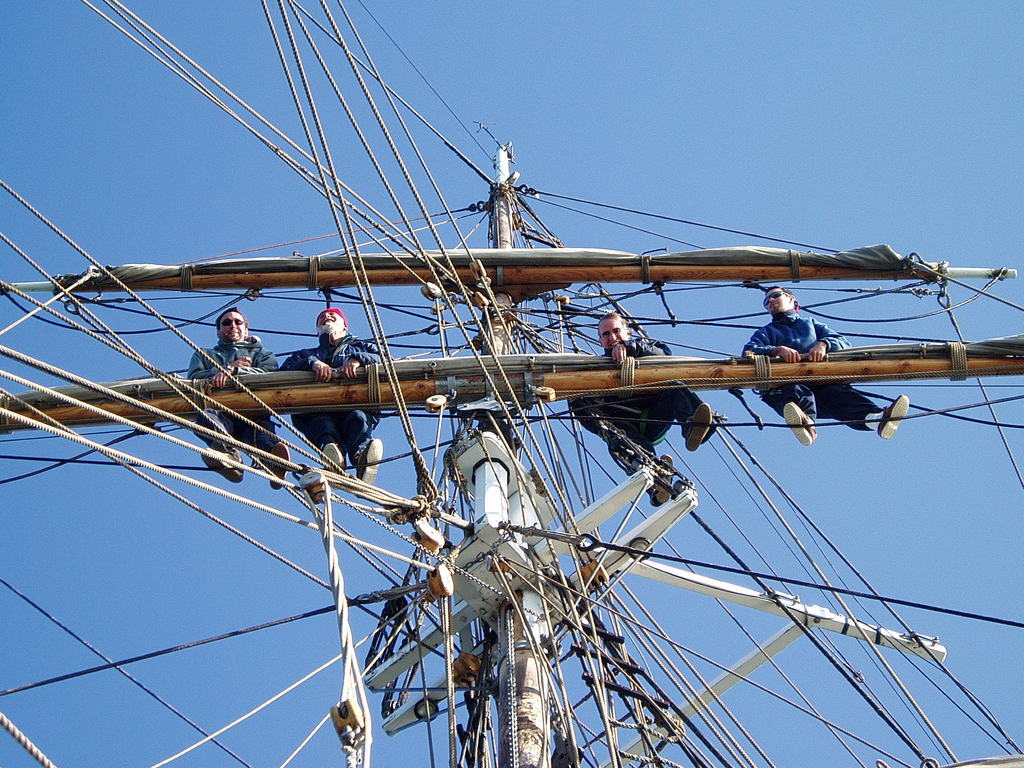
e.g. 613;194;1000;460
488;144;551;768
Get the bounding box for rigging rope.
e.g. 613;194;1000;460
0;710;59;768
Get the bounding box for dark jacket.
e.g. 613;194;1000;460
742;312;849;357
604;337;672;359
187;336;277;379
280;334;380;372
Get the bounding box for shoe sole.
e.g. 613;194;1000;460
202;449;244;482
878;395;910;439
269;442;290;489
685;403;713;451
321;443;345;472
358;438;383;485
783;402;816;446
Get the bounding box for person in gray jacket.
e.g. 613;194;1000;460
187;307;290;487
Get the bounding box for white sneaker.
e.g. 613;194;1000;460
877;395;910;439
355;438;384;485
783;402;817;446
321;442;345;472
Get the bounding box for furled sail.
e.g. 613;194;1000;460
9;245;1015;295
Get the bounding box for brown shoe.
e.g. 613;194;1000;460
684;402;713;451
202;448;244;483
268;442;290;490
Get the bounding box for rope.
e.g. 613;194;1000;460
0;710;59;768
788;249;801;281
619;355;636;388
711;428;952;761
307;253;321;289
307;477;373;765
366;362;382;405
947;341;968;382
146;652;345;768
752;353;772;392
640;253;651;284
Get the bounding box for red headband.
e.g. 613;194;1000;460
316;308;347;327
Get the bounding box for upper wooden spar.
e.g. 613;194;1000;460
7;245;1016;297
3;337;1023;432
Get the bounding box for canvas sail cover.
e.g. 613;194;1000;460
35;244;928;291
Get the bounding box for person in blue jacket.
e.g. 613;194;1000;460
570;312;715;490
281;308;384;485
187;307;290;487
743;286;909;446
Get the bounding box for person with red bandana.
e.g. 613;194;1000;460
281;308;384;484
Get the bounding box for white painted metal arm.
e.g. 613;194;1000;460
630;559;946;661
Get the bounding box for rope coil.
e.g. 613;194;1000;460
619;356;636;388
753;354;772;392
947;341;968;381
307;255;321;291
366;363;382;405
788;250;801;282
179;264;193;291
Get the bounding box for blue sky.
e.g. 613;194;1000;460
2;2;1023;767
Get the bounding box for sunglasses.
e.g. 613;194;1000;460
763;291;790;307
220;318;245;326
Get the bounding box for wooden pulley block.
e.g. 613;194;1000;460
470;258;487;280
471;291;490;308
579;558;609;591
426;563;455;600
535;386;556;402
413;519;445;554
452;651;482;687
425;394;448;413
298;470;327;505
330;697;365;735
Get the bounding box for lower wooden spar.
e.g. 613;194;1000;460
2;352;1023;433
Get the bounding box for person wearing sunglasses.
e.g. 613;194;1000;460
280;308;384;486
187;307;291;487
743;287;909;446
